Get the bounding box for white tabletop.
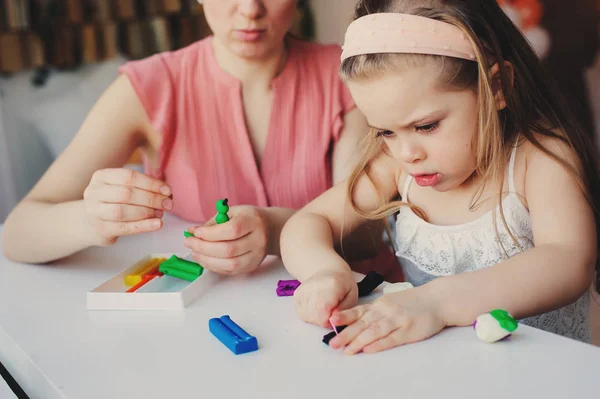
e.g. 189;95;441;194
0;377;17;399
1;216;600;399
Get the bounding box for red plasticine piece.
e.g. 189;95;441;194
126;274;157;293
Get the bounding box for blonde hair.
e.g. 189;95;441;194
342;0;600;290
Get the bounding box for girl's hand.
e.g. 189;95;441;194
83;168;171;246
328;286;446;354
293;270;358;328
184;206;268;275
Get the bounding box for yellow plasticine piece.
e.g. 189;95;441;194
124;258;167;286
124;275;143;287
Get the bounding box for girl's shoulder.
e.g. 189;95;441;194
517;131;585;206
369;150;405;199
520;132;584;177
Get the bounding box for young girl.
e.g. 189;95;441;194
280;0;600;354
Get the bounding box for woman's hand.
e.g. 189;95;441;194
83;168;172;246
184;206;269;275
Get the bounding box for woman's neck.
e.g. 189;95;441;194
211;37;288;88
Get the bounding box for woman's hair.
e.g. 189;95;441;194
342;0;600;290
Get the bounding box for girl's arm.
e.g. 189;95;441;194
432;138;597;326
1;75;162;263
280;150;402;282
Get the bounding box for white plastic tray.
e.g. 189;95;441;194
86;253;220;310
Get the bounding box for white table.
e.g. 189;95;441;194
1;216;599;399
0;377;17;399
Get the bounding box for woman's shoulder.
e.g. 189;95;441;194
119;37;211;81
290;38;342;56
288;38;344;71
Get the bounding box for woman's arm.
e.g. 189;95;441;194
259;107;371;258
1;75;164;263
432;138;596;326
332;108;369;185
331;108;390;261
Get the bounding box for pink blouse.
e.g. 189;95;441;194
119;36;355;222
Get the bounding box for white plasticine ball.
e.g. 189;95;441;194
473;309;519;343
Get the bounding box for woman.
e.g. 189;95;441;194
2;0;401;280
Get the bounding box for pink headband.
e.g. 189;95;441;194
341;13;477;62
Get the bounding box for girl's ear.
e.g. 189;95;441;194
489;61;514;111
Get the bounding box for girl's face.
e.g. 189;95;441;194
202;0;297;60
347;64;480;192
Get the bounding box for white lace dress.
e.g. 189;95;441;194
394;144;590;342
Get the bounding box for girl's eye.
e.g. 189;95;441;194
415;121;439;133
375;130;395;138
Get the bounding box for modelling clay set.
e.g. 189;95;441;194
86;199;230;311
86;198;519;355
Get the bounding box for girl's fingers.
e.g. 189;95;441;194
328;306;378;349
362;329;408;354
342;317;396;355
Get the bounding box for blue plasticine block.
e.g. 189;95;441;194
209;315;258;355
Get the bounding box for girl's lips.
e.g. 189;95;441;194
413;173;440;187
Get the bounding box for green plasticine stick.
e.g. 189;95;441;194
159;256;204;276
160;264;203;278
161;267;198;282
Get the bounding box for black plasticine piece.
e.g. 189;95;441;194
322;325;348;345
357;271;385;297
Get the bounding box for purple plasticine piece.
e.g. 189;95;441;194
276;279;301;297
